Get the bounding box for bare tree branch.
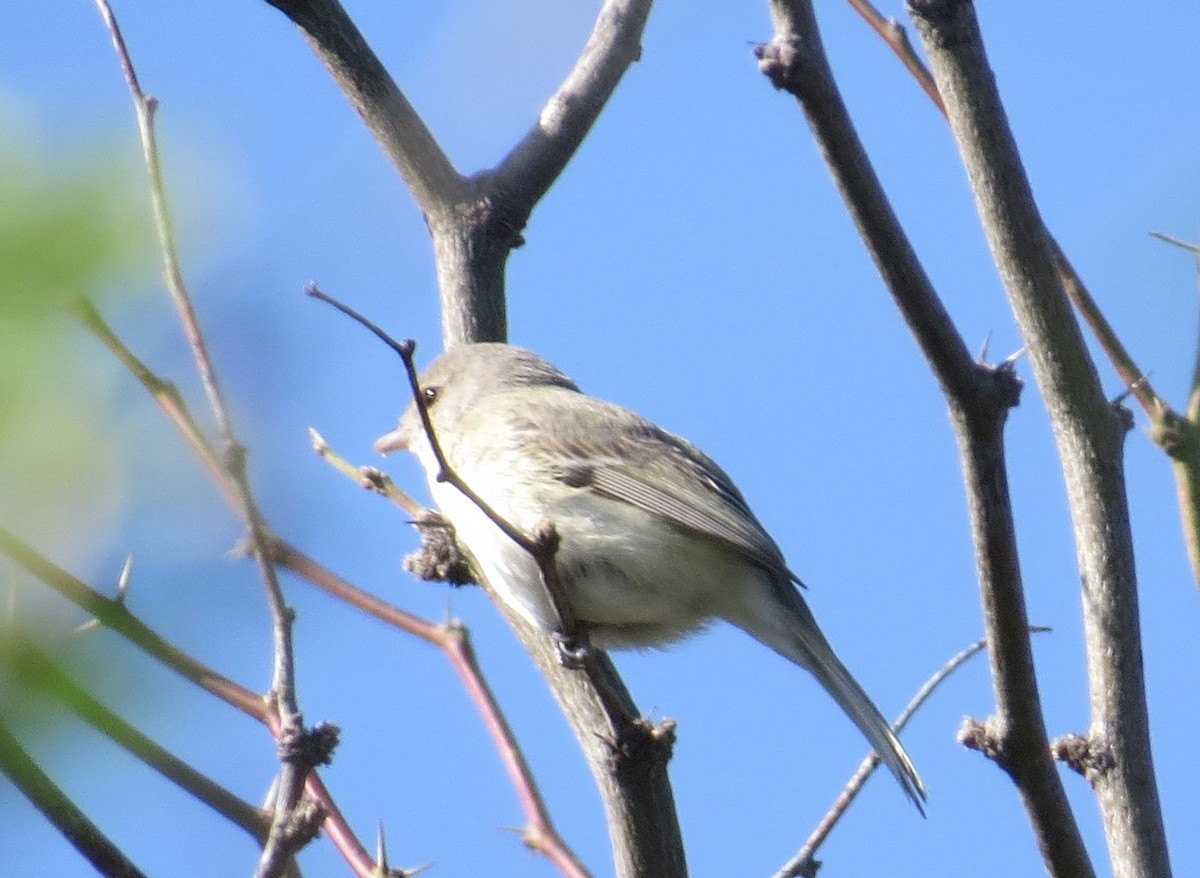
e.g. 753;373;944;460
908;3;1170;876
92;4;318;871
491;0;654;214
845;0;944;114
756;3;1093;874
263;0;466;210
851;0;1200;606
0;528;265;719
756;0;974;399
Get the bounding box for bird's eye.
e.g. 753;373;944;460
422;385;440;406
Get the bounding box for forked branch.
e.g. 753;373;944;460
909;2;1169;875
757;2;1093;873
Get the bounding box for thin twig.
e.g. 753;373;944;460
309;427;426;517
1149;231;1200;254
306;287;584;649
844;0;945;115
776;631;1037;878
94;5;313;874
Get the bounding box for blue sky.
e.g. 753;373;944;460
3;2;1200;875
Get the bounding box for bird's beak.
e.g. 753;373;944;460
373;425;408;455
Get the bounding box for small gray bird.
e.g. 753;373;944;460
375;342;924;808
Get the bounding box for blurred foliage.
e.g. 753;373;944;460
0;137;151;562
0;134;156;752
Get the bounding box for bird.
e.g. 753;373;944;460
374;342;925;809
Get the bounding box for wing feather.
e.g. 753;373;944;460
524;391;801;586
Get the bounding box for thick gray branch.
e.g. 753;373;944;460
909;2;1170;876
262;2;680;875
265;0;653;349
491;0;653;211
264;0;467;211
758;3;1094;873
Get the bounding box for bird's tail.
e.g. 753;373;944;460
801;630;926;812
726;582;926;811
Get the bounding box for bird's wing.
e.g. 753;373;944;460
524;391;802;586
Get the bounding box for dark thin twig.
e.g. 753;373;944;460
305;286;584;649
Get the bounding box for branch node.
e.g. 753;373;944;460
753;38;802;91
957;715;1005;762
606;716;676;782
402;511;476;586
277;721;341;770
275;795;326;851
1051;733;1114;782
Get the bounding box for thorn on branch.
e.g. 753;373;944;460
75;554;136;635
1110;397;1136;434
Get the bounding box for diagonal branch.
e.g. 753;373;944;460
845;0;944;114
5;634;273;848
261;0;466;212
0;529;381;877
491;0;654;215
0;715;148;878
0;528;265;719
